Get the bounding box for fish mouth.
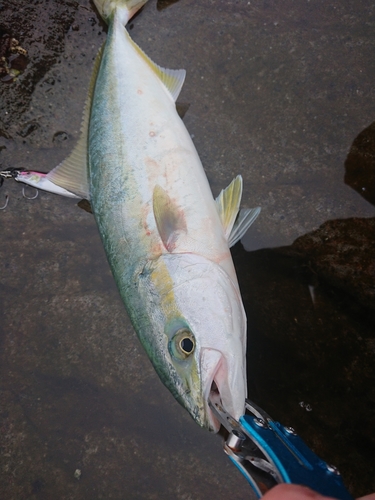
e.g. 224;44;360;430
201;349;235;432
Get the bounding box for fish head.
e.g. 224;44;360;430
137;252;247;431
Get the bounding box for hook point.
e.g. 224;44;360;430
22;186;39;200
0;194;9;210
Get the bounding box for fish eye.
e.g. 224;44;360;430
169;329;195;360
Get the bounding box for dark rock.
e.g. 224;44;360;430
52;130;69;144
18;119;39;137
345;122;375;206
292;218;375;311
0;0;78;123
8;53;28;71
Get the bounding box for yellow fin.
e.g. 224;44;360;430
228;207;261;247
128;33;185;101
153;185;187;252
216;175;261;247
215;175;243;241
46;44;104;199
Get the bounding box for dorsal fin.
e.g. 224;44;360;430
153;185;187;252
46;44;104;199
228;207;261;247
215;175;243;240
127;32;185;101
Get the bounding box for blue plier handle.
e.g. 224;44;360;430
208;397;353;499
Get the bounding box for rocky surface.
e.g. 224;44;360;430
232;223;375;496
345;122;375;207
0;0;78;123
293;217;375;311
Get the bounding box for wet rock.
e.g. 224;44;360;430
31;478;45;494
232;229;375;497
52;130;69;144
345;122;375;206
44;76;55;85
292;218;375;311
8;52;28;72
156;0;181;11
0;128;12;139
17;119;39;138
0;0;78;126
0;35;29;83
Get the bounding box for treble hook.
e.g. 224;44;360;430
22;186;39;200
0;194;9;210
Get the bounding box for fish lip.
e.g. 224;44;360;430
201;348;230;432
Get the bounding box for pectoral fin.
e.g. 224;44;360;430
216;175;260;247
46;44;104;199
153;185;187;252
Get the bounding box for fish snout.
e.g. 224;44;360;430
200;348;244;432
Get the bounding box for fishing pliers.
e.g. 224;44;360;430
208;397;353;499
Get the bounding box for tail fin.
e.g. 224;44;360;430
93;0;148;24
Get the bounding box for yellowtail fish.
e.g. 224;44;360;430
42;0;260;430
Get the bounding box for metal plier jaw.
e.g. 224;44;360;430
209;397;353;499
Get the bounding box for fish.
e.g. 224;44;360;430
39;0;260;431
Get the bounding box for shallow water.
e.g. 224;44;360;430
1;1;374;498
